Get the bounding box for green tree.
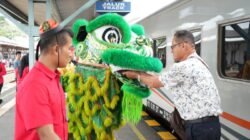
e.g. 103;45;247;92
0;16;26;39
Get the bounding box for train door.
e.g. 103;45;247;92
153;37;167;68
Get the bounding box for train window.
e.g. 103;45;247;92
153;37;167;68
220;20;250;80
192;31;201;56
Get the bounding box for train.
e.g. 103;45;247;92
137;0;250;139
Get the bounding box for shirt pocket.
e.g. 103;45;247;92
49;89;64;124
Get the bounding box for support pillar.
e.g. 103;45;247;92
28;0;35;68
46;0;51;20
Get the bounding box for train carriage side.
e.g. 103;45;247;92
138;0;250;139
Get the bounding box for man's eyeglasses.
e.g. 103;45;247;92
171;42;183;49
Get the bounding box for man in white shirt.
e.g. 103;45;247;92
123;30;222;140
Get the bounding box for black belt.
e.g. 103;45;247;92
184;116;219;124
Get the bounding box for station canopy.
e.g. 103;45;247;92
0;0;177;28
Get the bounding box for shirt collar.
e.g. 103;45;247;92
187;52;198;59
35;61;60;79
187;52;209;68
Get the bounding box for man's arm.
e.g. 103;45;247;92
123;71;164;88
36;124;60;140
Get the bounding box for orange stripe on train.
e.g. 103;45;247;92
221;112;250;130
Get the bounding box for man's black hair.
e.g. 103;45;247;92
174;30;195;45
16;51;21;56
39;28;73;53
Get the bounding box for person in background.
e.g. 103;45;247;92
15;19;73;140
242;54;250;80
123;30;222;140
14;51;21;69
15;53;29;90
0;59;6;105
14;51;22;91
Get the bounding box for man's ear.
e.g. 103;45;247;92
50;44;59;55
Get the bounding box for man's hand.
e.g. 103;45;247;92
122;71;164;88
122;71;139;79
36;124;60;140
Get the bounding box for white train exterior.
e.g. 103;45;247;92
137;0;250;139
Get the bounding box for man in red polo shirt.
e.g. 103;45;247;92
15;20;73;140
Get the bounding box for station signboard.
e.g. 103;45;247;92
95;1;131;15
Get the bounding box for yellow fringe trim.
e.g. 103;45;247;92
63;68;124;139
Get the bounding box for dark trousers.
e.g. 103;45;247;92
185;117;221;140
0;83;3;104
0;83;3;94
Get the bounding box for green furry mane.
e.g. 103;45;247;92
131;24;145;36
101;49;163;73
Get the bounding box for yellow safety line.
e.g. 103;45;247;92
128;123;146;140
141;111;148;116
157;131;177;140
145;120;160;126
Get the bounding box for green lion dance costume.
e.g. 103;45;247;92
61;13;163;140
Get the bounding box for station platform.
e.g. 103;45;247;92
0;73;176;140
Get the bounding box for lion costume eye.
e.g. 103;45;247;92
94;26;122;44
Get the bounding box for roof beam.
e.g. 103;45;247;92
33;0;46;3
28;0;35;68
0;5;39;36
60;0;98;28
46;0;51;19
0;6;28;33
0;0;28;24
0;0;40;26
231;24;250;41
51;0;62;22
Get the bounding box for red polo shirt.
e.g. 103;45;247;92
0;62;6;84
15;61;68;140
